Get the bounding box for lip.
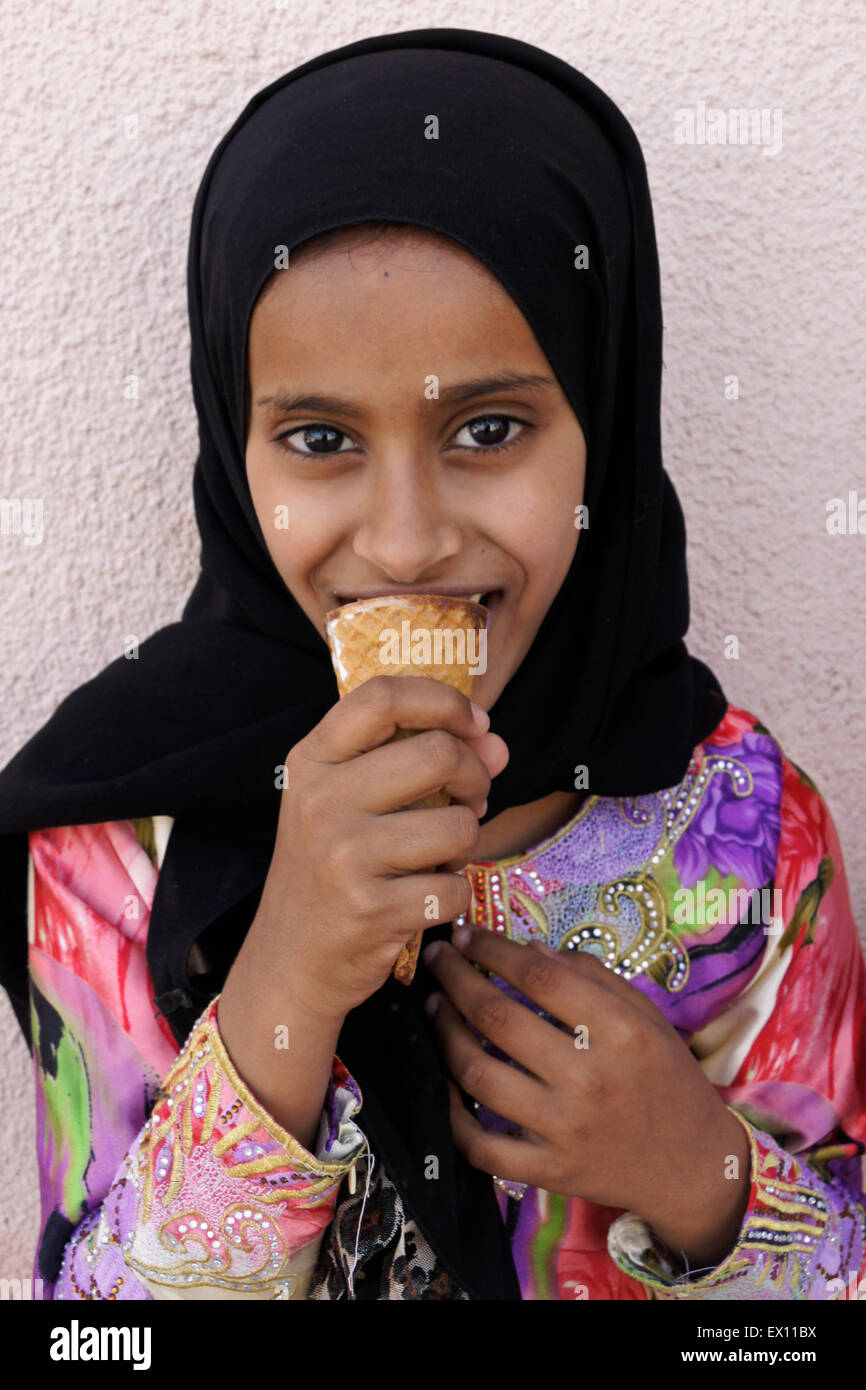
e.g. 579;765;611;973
329;586;505;634
332;585;504;603
483;589;503;632
330;583;508;642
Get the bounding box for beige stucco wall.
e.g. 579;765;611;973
1;0;863;1281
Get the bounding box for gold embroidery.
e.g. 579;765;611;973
207;1015;360;1178
125;1203;302;1299
462;751;765;995
212;1121;258;1158
136;1005;361;1232
618;797;657;829
226;1151;311;1178
561;873;690;992
181;1074;194;1156
164;1130;185;1208
507;886;550;942
125;1260;300;1298
200;1062;222;1147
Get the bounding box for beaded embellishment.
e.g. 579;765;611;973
454;745;757;1197
455;746;753;973
121;1000;363;1297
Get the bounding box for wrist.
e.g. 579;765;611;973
222;919;348;1033
638;1108;752;1270
216;970;346;1150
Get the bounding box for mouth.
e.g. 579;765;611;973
331;587;504;626
478;590;503;629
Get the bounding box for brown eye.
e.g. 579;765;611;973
274;424;355;456
452;414;531;453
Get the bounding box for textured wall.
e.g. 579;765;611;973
1;0;863;1279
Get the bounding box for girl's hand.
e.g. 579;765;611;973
423;929;752;1267
246;675;509;1025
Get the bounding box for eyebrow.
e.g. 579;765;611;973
255;371;557;416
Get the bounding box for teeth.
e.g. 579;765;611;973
340;591;492;605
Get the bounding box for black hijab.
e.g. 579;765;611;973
0;28;725;1299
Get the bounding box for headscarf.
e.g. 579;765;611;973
0;27;725;1298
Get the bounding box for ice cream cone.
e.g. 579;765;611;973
325;593;489;984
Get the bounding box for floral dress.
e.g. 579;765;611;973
25;702;866;1299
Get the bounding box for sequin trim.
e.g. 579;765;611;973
117;997;366;1297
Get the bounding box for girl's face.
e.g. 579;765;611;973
245;228;586;710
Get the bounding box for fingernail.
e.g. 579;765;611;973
479;797;488;818
470;702;490;731
424;992;441;1017
423;941;443;964
453;926;471;949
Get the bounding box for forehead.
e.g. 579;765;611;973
288;220;475;268
255;227;499;311
248;231;532;365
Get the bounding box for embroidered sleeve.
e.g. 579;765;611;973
56;995;366;1300
609;747;866;1301
607;1107;865;1299
26;819;366;1301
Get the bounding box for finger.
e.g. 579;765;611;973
365;803;481;872
525;938;671;1030
425;940;574;1084
378;869;473;932
454;926;659;1046
429;990;552;1134
445;1079;550;1188
346;727;497;816
304;673;496;762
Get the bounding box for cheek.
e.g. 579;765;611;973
245;447;335;588
529;444;584;578
245;446;276;533
530;523;578;608
248;480;334;639
503;487;580;591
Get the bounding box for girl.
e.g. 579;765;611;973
1;27;864;1302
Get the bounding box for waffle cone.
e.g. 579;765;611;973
325;594;488;984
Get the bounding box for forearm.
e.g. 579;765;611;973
218;929;345;1152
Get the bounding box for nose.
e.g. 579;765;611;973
351;459;463;580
